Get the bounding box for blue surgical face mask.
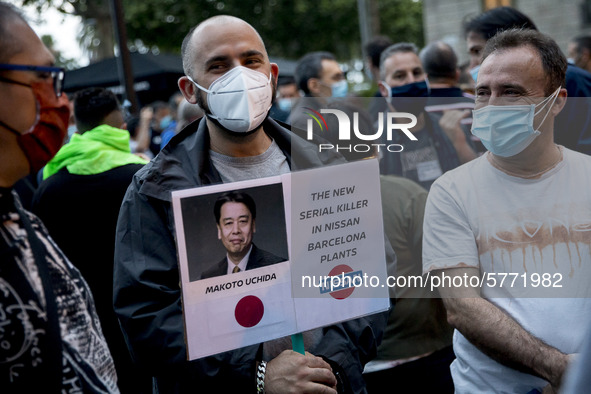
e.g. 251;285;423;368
382;80;430;114
160;115;172;130
331;80;348;98
277;98;292;112
470;65;480;83
471;87;561;157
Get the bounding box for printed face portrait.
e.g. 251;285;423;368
181;183;287;282
217;201;256;260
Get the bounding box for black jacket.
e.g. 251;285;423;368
32;164;149;393
113;117;389;393
201;244;286;279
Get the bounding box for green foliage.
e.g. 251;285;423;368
378;0;424;47
122;0;423;61
20;0;115;60
19;0;424;62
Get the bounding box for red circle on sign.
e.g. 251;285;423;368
234;295;265;327
328;264;355;300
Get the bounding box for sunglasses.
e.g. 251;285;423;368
0;63;65;97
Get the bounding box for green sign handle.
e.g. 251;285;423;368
291;333;305;355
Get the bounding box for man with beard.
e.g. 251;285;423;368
113;15;387;394
378;43;476;190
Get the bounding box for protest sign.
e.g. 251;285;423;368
172;159;389;360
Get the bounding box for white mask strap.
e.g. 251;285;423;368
379;81;392;98
186;75;212;94
534;86;561;128
186;70;272;95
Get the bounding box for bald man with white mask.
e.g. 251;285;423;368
114;15;388;394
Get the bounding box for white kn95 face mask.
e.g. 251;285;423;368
187;66;273;133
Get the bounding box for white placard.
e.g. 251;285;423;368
172;159;389;360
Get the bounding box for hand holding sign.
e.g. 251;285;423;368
265;350;337;394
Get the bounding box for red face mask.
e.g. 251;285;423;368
1;80;69;174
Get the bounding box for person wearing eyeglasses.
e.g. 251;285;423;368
0;30;67;210
0;3;118;392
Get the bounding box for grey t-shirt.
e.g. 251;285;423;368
210;139;290;182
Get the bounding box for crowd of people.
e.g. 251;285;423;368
1;2;591;393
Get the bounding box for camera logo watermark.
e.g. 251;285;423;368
305;108;418;154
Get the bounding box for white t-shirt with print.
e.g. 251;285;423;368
423;148;591;393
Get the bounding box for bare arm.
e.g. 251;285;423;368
437;267;569;388
438;110;477;164
133;107;153;153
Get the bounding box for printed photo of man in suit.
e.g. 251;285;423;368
201;191;287;279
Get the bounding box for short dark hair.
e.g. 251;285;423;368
214;191;257;224
278;76;296;87
482;29;566;95
364;35;393;69
73;87;121;133
181;25;198;76
463;6;537;40
379;43;419;80
295;51;336;95
151;100;169;113
420;41;458;82
0;2;27;62
571;34;591;56
126;115;140;138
